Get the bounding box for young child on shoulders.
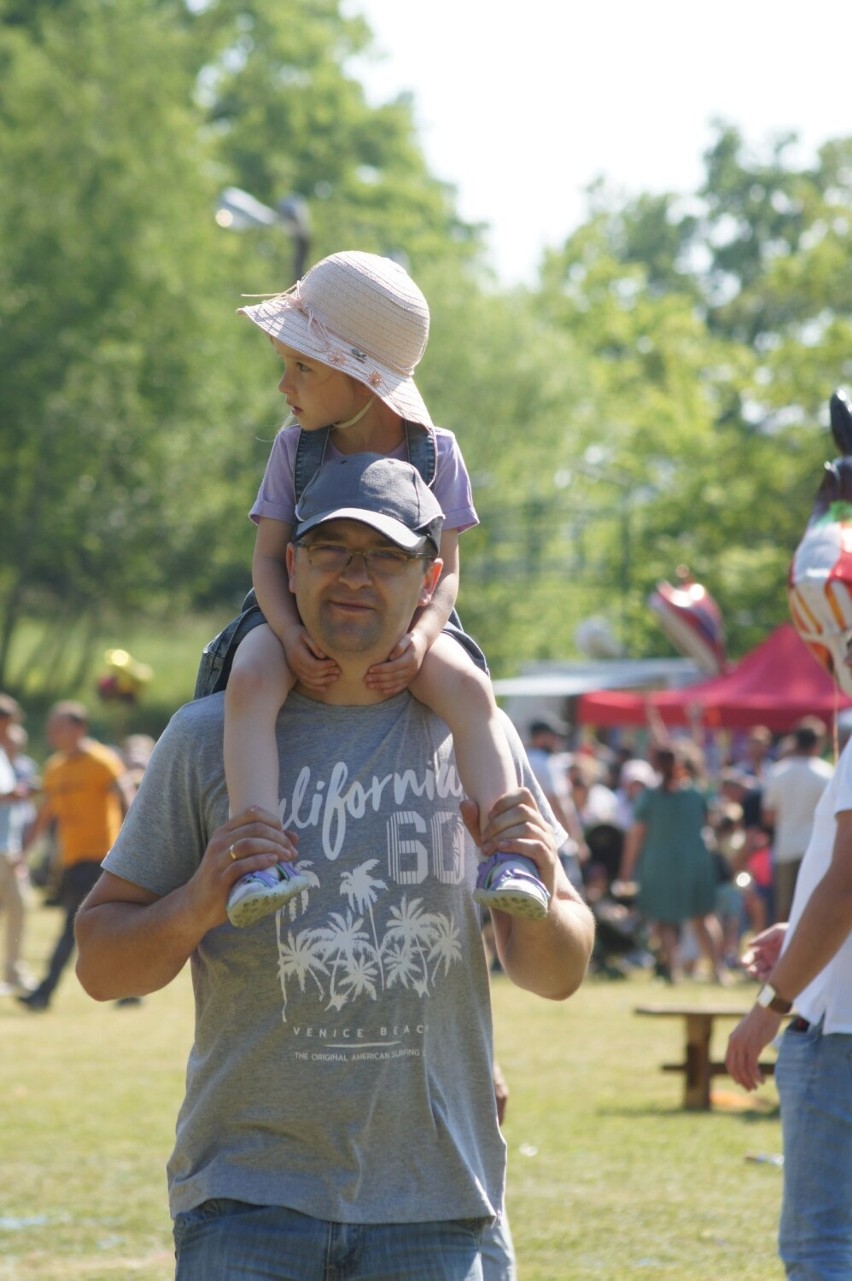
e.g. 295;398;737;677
224;250;551;928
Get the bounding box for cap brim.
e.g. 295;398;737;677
295;508;431;552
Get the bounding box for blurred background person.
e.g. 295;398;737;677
762;717;833;922
18;701;132;1012
524;717;588;888
618;745;726;983
0;695;37;997
121;732;156;801
737;724;774;782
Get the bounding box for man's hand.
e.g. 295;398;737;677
283;625;340;690
493;1060;509;1127
188;807;299;932
741;923;788;980
463;788;561;895
725;1004;783;1091
364;630;428;696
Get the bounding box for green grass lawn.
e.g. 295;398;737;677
2;906;784;1280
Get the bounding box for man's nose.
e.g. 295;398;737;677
338;551;373;585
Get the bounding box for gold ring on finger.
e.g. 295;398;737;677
228;844;237;862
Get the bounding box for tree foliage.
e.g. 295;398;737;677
537;122;852;657
0;0;254;686
2;0;851;699
0;0;486;693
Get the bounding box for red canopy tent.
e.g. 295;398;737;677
577;623;852;733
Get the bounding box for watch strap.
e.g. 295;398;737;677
757;983;793;1015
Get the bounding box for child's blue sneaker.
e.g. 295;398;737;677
473;853;550;920
227;862;310;928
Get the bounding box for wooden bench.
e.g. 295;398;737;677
635;1004;776;1111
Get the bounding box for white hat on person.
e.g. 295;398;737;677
238;251;433;428
620;759;657;788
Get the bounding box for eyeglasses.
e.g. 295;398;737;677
295;541;430;578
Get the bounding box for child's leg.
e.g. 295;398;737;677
224;624;295;817
223;626;310;928
410;636;550;920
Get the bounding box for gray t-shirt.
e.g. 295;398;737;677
104;691;559;1225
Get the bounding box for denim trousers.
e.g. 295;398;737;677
173;1199;487;1281
479;1212;516;1281
776;1019;852;1279
35;861;102;1001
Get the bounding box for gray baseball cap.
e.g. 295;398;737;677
293;454;444;553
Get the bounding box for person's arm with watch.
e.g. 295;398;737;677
726;808;852;1091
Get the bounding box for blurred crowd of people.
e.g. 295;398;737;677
516;710;836;984
0;691;154;1009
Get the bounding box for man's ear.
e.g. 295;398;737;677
285;541;297;591
418;557;443;606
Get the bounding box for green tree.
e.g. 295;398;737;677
0;0;263;690
413;266;607;671
187;0;479;278
536;122;852;660
0;0;491;695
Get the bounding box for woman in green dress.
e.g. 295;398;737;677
620;746;725;982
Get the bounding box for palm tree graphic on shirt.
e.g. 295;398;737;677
274;859;461;1021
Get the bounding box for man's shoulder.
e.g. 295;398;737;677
765;757;792;784
83;738;122;762
778;755;833;781
79;738;128;782
167;694;226;742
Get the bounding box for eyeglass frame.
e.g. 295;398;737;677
293;538;434;579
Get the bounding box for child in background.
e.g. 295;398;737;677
223;250;551;927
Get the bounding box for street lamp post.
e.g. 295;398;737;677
216;186;311;284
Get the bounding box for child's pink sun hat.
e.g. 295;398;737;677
238;250;433;428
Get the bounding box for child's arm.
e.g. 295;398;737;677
365;528;459;695
253;517;340;689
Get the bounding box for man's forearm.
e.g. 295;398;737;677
768;871;852;1002
75;884;207;1000
496;885;594;1000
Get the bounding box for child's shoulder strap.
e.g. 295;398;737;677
293;423;437;500
404;422;437;488
293;426;331;500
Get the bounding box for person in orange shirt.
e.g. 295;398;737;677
18;701;132;1012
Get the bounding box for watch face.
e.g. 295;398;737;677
758;985;790;1013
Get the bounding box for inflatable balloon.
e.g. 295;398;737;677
648;566;726;675
96;648;153;705
788;389;852;696
574;616;622;659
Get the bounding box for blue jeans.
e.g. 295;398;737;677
777;1019;852;1279
173;1199;487;1280
479;1212;516;1281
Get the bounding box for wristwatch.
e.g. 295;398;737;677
756;983;793;1015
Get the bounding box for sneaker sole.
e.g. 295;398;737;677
473;887;549;920
227;877;309;928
